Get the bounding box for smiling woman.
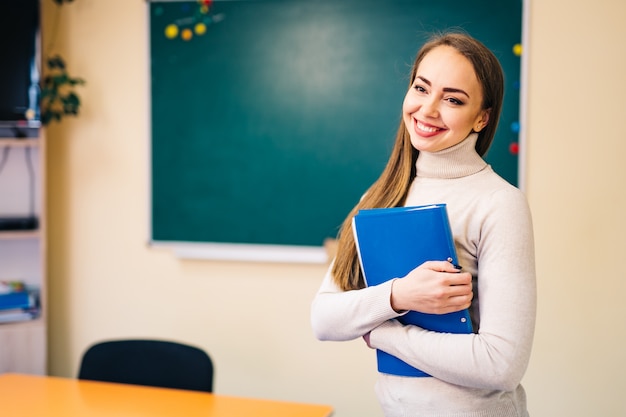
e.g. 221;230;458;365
312;32;536;417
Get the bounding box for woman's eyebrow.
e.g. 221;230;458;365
416;75;470;98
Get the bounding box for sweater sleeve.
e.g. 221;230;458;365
368;187;537;391
311;263;404;341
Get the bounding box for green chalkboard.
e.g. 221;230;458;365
150;0;522;247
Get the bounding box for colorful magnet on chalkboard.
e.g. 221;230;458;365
181;28;193;41
510;121;520;134
199;0;213;14
165;24;179;39
513;43;522;56
509;142;520;155
195;22;207;36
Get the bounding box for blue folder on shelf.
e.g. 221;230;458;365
353;204;473;377
0;291;32;311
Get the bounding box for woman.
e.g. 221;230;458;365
311;32;536;417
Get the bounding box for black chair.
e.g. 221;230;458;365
78;339;214;392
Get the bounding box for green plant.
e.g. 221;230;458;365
40;0;84;125
40;55;85;125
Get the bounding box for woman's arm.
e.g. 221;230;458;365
312;260;475;342
310;264;403;341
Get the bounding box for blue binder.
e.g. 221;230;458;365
353;204;473;377
0;291;31;311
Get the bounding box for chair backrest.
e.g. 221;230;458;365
78;339;213;392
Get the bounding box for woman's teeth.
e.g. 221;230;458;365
417;121;440;133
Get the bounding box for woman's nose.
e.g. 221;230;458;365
420;97;440;118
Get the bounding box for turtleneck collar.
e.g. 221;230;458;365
414;133;488;179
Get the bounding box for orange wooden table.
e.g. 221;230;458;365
0;373;333;417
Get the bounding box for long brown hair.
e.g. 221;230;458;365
331;32;504;291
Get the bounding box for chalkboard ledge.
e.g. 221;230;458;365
150;241;329;264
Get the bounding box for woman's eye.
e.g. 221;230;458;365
446;97;464;105
413;85;427;93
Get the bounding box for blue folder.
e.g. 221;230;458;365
353;204;473;377
0;291;31;311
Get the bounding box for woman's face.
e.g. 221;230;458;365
403;45;489;153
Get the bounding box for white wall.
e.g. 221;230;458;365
43;1;626;416
522;1;626;415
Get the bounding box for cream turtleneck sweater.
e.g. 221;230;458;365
311;134;536;417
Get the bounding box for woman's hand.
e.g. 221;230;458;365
363;332;372;348
390;261;473;314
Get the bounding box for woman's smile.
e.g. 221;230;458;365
414;119;446;136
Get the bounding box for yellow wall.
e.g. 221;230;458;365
43;1;626;416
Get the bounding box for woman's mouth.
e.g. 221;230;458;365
416;120;444;134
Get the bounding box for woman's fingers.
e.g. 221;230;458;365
390;263;474;314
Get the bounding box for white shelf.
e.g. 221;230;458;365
0;230;41;240
0;138;40;147
0;131;47;375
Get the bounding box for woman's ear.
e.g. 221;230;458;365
474;109;491;132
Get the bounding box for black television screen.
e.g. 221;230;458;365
0;0;41;134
